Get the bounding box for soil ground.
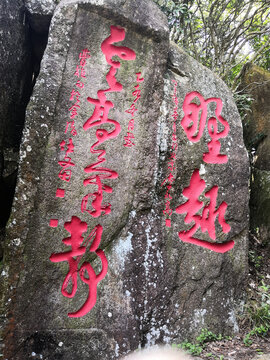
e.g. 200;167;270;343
190;240;270;360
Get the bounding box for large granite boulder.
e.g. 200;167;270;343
1;0;249;359
240;64;270;245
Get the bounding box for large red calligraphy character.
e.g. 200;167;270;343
50;216;108;317
181;92;230;164
175;170;234;253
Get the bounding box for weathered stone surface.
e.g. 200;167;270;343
2;0;169;358
0;0;50;265
0;0;32;153
148;41;249;342
1;1;249;359
241;64;270;170
240;64;270;244
0;0;32;246
25;0;58;17
25;0;57;33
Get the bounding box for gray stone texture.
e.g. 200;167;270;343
25;0;58;33
240;64;270;245
1;1;249;359
0;0;33;258
0;0;55;237
0;0;31;151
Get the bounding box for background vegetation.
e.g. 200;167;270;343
154;0;269;89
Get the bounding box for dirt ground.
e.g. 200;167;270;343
196;335;270;360
192;240;270;360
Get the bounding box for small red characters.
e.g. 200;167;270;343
124;132;135;147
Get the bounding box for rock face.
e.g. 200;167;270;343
25;0;57;32
1;1;249;359
0;0;32;232
0;0;53;255
240;64;270;245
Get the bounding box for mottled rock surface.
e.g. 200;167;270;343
0;0;54;267
1;1;249;359
0;0;32;248
240;64;270;245
25;0;57;32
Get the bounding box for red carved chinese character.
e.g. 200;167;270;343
58;169;72;182
136;72;144;82
175;169;234;253
74;65;81;77
181;92;230;164
172;108;178;121
165;191;172;200
65;121;77;136
132;89;141;103
81;175;112;217
163;200;172;216
128;119;134;131
70;89;81;101
58;156;75;169
76;80;84;89
84;91;114;130
101;25;136;69
124;132;135;147
168;160;175;172
69;103;80;119
60;138;74;155
171;141;178;151
161;173;175;186
74;65;86;78
50;216;108;318
79;48;90;60
125;103;137;117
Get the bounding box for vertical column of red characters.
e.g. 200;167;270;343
49;48;90;227
162;79;179;228
175;91;234;253
123;72;144;147
50;26;136;318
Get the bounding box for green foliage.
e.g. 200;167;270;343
249;250;263;270
244;325;269;346
173;341;203;356
172;328;224;356
154;0;191;28
154;0;270;86
196;328;223;344
249;282;270;328
243;281;270;346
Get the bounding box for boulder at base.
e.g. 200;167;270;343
1;1;249;359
